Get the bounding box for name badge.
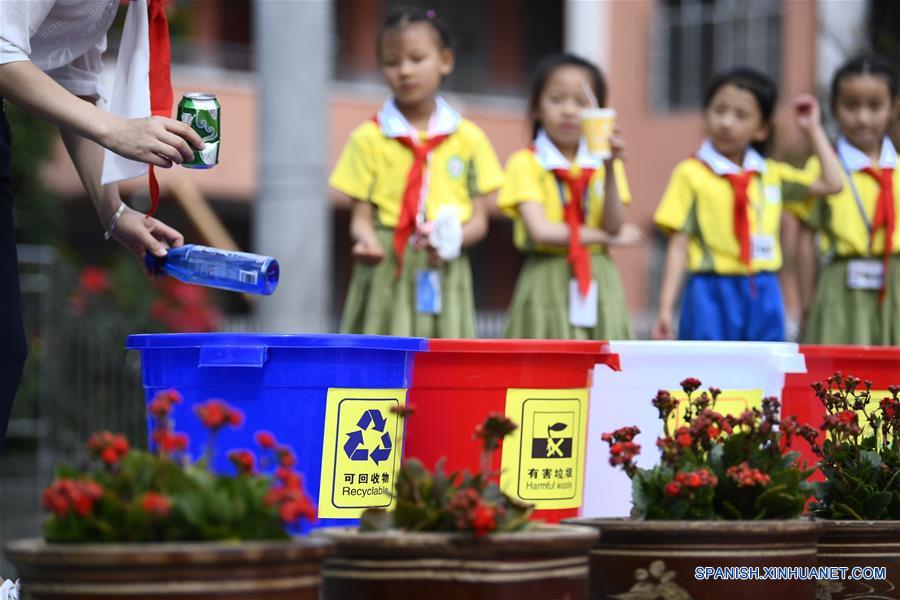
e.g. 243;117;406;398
847;260;884;290
569;279;598;328
416;270;442;314
751;235;775;262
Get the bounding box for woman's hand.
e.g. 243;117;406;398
101;115;204;168
110;206;184;261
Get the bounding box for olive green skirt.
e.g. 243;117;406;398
503;253;632;340
339;228;476;338
803;255;900;345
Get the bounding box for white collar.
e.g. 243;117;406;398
836;137;897;172
696;139;767;175
376;96;462;139
532;129;602;171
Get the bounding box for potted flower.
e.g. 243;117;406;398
805;373;900;600
316;409;598;600
566;378;822;600
3;390;331;599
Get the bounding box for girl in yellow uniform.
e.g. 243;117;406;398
499;54;641;340
330;9;504;337
795;56;900;345
652;67;843;341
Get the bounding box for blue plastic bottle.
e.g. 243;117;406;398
145;245;279;295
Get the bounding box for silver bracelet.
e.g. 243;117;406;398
103;203;127;240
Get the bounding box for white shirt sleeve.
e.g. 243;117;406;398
0;0;55;64
44;34;108;101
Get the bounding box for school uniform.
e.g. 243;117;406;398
330;96;504;337
654;140;816;341
498;130;632;340
792;137;900;345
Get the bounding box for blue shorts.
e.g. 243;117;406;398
678;272;785;341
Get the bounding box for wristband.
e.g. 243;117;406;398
103;203;127;240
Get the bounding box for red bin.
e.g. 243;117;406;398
405;339;621;523
782;345;900;474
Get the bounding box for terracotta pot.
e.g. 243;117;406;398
564;518;823;600
816;520;900;599
316;524;598;600
3;537;332;600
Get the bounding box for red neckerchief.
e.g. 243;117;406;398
372;116;451;276
528;145;595;297
694;157;758;271
861;166;896;301
146;0;173;219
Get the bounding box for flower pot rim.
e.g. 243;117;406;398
3;536;333;565
563;517;823;535
313;523;597;552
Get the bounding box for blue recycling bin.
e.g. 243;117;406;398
126;333;427;532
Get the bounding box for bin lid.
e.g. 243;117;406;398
126;333;428;352
799;345;900;361
606;341;806;374
427;339;620;369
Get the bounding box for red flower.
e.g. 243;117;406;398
79;266;110;295
278;447;297;468
675;427;693;447
228;449;256;475
194;400;243;432
471;504;497;537
88;431;130;466
154;430;189;453
140;493;172;517
680;377;702;394
255;431;277;449
726;462;772;488
664;482;682;497
42;479;104;518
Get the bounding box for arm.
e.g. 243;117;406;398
59;117;183;260
600;129;627;235
652;231;689;340
793;95;843;197
346;196;384;265
0;61;201;166
461;195;489;248
518;201;615;247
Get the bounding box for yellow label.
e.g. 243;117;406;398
500;388;589;510
667;388;762;431
317;388;406;518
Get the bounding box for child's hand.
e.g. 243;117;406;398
652;310;675;340
793;95;821;131
606;222;645;247
607;126;627;163
352;238;385;265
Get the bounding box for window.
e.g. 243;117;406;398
651;0;783;112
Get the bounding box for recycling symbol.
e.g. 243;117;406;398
344;409;392;465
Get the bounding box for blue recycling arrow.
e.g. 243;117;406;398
343;409;392;464
370;432;392;465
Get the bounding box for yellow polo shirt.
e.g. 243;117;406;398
654;158;815;274
789;157;900;257
497;149;632;254
329;119;505;227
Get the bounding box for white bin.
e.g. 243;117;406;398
582;341;806;517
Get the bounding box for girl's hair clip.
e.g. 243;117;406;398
426;9;436;19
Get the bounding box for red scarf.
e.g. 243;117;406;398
551;167;596;297
147;0;173;218
387;125;450;275
722;170;758;270
862;166;896;300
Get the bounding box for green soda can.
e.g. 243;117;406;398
177;93;220;168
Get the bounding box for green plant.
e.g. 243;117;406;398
360;410;533;536
604;378;814;520
807;373;900;520
41;390;315;543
